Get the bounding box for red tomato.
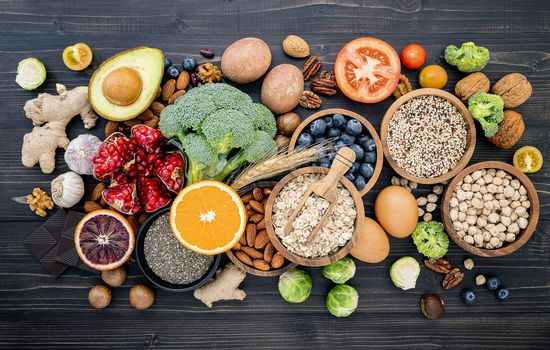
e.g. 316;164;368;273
400;44;426;70
334;37;401;103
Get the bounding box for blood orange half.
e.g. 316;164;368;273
75;209;135;271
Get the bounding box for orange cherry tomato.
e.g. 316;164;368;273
418;64;448;89
63;43;93;71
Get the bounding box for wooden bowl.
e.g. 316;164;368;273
227;181;298;277
380;88;476;184
441;161;540;257
288;108;383;197
265;167;364;267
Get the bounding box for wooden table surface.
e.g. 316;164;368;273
1;1;549;349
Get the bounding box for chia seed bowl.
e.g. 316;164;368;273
381;88;477;184
135;208;221;292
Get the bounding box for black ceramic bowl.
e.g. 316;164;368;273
135;207;221;292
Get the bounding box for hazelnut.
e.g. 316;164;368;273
463;258;474;270
101;266;126;287
274;134;290;150
129;284;155;310
276;112;301;137
88;285;111;309
102;67;143;106
420;293;444;320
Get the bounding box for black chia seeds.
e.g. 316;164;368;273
144;213;213;284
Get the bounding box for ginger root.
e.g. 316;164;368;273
22;84;98;173
193;263;246;308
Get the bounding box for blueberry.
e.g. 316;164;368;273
349;162;359;174
296;133;313;147
495;288;511;301
309;119;327;137
486;277;500;291
340;133;356;145
318;158;331;168
350;144;364;160
461;289;477;305
346;119;363;136
182;56;197;71
364;151;377;164
358;135;370;146
334;140;346;150
344;171;356;182
354;175;366;190
327;128;341;138
166;65;180;79
164;57;172;70
332;113;346;128
359;163;374;178
364;138;376;152
323;117;334;128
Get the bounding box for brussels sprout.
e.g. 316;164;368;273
15;58;46;90
390;256;420;290
278;268;312;303
322;256;356;284
326;285;358;317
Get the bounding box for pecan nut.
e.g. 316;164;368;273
299;90;322;109
301;55;322;81
442;268;464;290
311;71;338;96
424;258;452;274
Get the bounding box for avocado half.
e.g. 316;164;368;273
89;46;164;121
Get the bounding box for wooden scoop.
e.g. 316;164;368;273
283;147;356;242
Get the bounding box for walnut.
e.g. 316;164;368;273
492;73;532;108
393;75;413;99
487;110;525;149
27;187;54;217
198;63;222;84
454;72;490;102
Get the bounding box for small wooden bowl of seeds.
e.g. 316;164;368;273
380;88;476;184
441;161;540;257
264;167;364;267
226;181;297;277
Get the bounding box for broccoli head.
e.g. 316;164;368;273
252;103;278;137
444;42;490;73
180;133;218;184
468;92;504;137
201;110;255;154
411;221;449;259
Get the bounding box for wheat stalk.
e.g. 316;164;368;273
230;140;335;191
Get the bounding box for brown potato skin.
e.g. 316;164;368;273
261;64;304;114
221;38;272;84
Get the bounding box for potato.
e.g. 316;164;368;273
261;64;304;114
221;37;271;84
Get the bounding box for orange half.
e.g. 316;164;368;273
170;180;246;255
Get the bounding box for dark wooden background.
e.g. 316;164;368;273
0;1;549;349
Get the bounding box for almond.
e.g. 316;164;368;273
253;259;271;271
176;71;190;90
155;86;162;99
257;218;266;230
254;230;270;249
127;215;140;233
249;200;264;214
99;197;108;208
263;188;272;196
239;233;247;246
246;223;257;247
124;119;141;127
91;183;106;202
137;109;155;121
144;116;159;128
241;246;264;260
168;89;186;104
139;213;151;224
235;250;253;266
249;213;264;224
271;252;285;269
105;121;118;137
252;187;263;201
233;242;241;251
263;242;275;263
83;201;102;213
149;102;165;116
247;209;255;217
241;193;253;203
161;79;176;101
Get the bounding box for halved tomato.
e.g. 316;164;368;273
334;37;401;103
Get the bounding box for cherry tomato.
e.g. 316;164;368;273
400;44;426;70
334;37;401;103
62;43;93;71
513;146;543;173
418;64;448;89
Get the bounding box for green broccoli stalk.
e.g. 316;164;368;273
411;221;449;259
468;92;504;137
444;42;490;73
179;133;218;184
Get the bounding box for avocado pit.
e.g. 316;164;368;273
102;67;143;106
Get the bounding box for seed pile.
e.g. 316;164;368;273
144;213;213;284
272;173;356;258
387;95;468;178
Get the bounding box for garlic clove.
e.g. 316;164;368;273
51;171;85;208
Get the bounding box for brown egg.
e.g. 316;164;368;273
375;186;418;238
102;67;143;106
350;217;390;263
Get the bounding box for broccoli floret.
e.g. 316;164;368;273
252;103;277;137
444;42;490;73
158;105;185;138
174;93;217;131
411;221;449;259
201;110;255;154
468;92;504;137
180;133;218;184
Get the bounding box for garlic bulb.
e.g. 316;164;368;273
64;134;102;175
51;171;85;208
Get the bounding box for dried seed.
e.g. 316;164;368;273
249;200;265;214
252;188;264;201
249;214;264;224
161;79;176;101
263;243;275;263
241;193;253;203
176;71;190;90
83;200;102;213
199;48;215;59
257;218;266;230
271;253;285;269
246;223;257;247
137;109;155;121
91;183;106;202
263;188;272;196
241;246;263;260
254;230;270;249
168;89;186;105
127;215;140;233
149;102;165;115
235;250;253;266
124;119;141;127
105;121;118;137
253;259;271;271
144;116;159;128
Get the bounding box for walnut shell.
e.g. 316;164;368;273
492;73;532;108
487;110;525;149
454;72;490;102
